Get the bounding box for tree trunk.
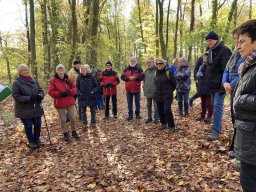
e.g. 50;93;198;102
29;0;37;78
188;0;195;64
137;0;146;53
249;0;252;19
211;0;218;28
165;0;171;62
0;37;11;84
158;0;166;59
173;0;181;58
40;0;51;81
24;0;31;68
82;0;91;44
155;0;159;58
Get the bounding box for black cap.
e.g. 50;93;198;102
106;61;112;66
205;31;219;40
73;60;81;65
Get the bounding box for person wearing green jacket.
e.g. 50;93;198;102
143;57;159;124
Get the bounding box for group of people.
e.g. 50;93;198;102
11;19;256;191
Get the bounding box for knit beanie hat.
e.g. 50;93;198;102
106;61;112;66
73;60;81;65
56;64;65;71
205;31;219;40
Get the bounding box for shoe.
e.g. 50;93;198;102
232;161;241;170
207;130;220;141
136;115;142;119
195;116;204;121
229;150;235;159
63;132;69;141
72;131;80;140
189;97;193;107
34;140;42;147
127;116;133;121
145;119;152;124
154;120;159;124
28;142;38;149
184;113;189;117
113;115;118;118
169;127;175;133
160;124;167;130
91;123;96;128
204;117;212;124
82;124;88;130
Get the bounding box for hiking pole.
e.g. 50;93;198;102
41;106;52;145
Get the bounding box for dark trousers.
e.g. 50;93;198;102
81;106;96;125
21;116;42;143
177;91;189;115
157;99;175;128
126;92;140;117
200;94;213;118
190;92;200;101
105;94;117;117
240;161;256;192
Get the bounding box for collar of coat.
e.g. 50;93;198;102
102;69;116;76
54;73;69;81
17;76;37;84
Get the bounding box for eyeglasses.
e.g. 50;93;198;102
156;63;164;65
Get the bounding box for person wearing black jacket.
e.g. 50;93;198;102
12;64;44;149
154;58;176;132
204;31;232;141
233;19;256;192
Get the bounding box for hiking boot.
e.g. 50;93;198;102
63;132;69;141
136;115;142;119
82;124;88;130
169;127;175;133
154;120;159;124
91;123;96;128
204;117;212;124
72;131;80;140
34;140;42;147
233;161;241;170
207;130;220;141
195;116;204;121
127;116;133;121
160;124;167;130
229;150;235;159
145;119;152;124
28;142;38;149
113;115;118;118
184;113;189;117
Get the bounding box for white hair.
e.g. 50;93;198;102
179;57;187;63
18;64;29;74
80;64;90;72
56;64;65;71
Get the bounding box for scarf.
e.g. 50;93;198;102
227;47;241;71
238;50;256;77
20;75;33;82
207;41;221;64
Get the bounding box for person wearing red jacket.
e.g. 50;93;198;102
99;61;120;119
48;64;79;141
121;56;144;120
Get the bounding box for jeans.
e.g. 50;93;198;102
157;99;175;128
240;161;256;192
81;106;96;125
200;94;213;118
96;94;104;109
177;91;189;115
211;91;226;133
66;94;81;121
146;98;159;121
126;92;140;117
21;116;42;143
105;95;117;117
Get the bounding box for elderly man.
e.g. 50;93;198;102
121;56;144;120
143;57;159;124
204;31;232;141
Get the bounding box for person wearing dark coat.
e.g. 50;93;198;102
99;61;120;119
194;53;213;123
77;64;100;128
12;64;44;149
154;58;176;132
233;19;256;192
204;31;232;141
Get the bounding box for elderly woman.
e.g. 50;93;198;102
175;57;191;117
48;64;79;141
154;58;176;132
77;64;100;128
233;19;256;191
12;64;44;149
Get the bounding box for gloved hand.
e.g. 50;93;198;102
102;84;107;88
30;95;42;102
38;93;44;101
109;83;114;87
59;90;70;97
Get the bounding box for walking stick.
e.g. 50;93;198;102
41;106;52;145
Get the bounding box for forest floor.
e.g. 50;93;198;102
0;82;242;192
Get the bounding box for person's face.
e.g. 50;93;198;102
156;61;165;70
146;60;154;68
178;60;185;67
238;33;256;58
206;39;218;48
57;68;65;79
20;68;30;77
130;58;137;66
74;64;81;70
105;64;112;71
81;67;88;75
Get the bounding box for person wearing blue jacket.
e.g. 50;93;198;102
222;27;245;159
